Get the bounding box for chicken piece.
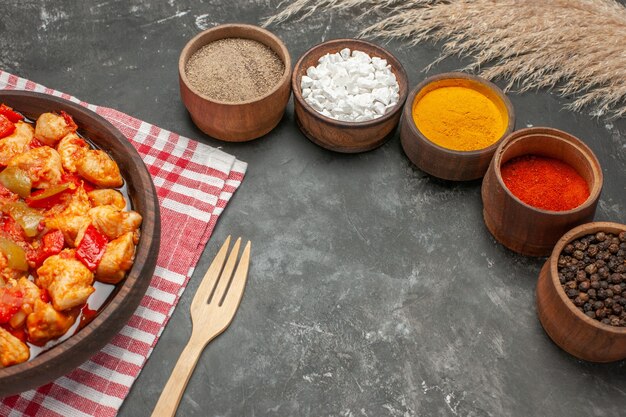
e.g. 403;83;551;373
56;132;88;173
87;189;126;210
34;112;76;146
44;215;90;247
0;121;34;165
36;249;94;311
8;277;41;329
26;299;78;345
88;205;142;241
59;184;91;217
75;150;123;188
7;146;63;189
96;232;136;284
0;326;29;367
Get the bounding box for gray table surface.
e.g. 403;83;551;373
3;1;626;416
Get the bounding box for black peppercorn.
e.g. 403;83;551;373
584;264;597;274
559;232;626;327
566;288;579;298
610;273;622;284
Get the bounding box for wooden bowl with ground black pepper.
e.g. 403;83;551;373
400;72;515;181
481;127;603;256
536;222;626;362
179;24;292;142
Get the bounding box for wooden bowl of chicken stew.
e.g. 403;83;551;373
0;91;160;396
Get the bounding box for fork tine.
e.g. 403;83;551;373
211;237;241;304
220;240;251;308
191;235;231;310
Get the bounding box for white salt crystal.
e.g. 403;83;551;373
301;76;313;89
301;48;400;122
372;87;391;105
373;101;386;115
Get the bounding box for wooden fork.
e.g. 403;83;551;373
151;236;251;417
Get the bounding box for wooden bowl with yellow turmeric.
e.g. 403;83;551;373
400;72;515;181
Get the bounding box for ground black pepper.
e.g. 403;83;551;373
185;38;284;103
558;232;626;327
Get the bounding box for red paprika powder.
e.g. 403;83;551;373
501;155;589;211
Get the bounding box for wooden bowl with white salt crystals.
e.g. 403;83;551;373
292;39;409;153
179;24;292;142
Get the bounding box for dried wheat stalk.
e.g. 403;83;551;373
267;0;626;119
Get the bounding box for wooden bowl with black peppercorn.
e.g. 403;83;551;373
481;127;603;256
292;38;408;153
179;23;292;142
536;222;626;362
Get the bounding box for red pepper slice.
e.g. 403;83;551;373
61;172;95;193
0;104;23;123
29;138;45;149
25;183;72;209
0;114;15;139
59;111;77;131
28;229;65;267
76;224;108;271
0;287;23;324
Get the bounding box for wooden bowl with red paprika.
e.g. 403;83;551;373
0;90;160;396
482;127;603;256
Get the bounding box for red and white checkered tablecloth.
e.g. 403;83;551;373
0;70;247;417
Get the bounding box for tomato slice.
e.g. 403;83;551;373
0;114;15;139
0;287;23;324
0;104;23;123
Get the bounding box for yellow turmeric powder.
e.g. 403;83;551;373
412;85;508;151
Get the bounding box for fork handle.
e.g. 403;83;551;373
151;333;209;417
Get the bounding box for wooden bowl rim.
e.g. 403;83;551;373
0;91;161;386
402;71;516;157
178;23;292;106
547;221;626;335
291;38;409;128
491;126;603;216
